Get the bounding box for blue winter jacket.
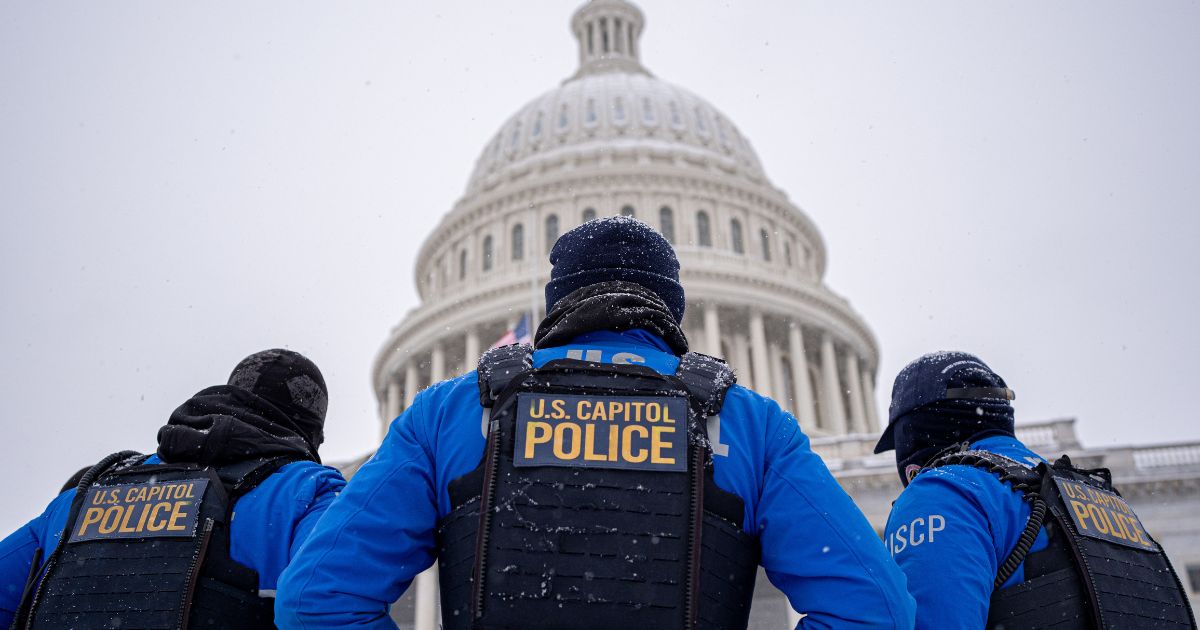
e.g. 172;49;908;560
0;455;346;628
276;330;916;629
883;435;1050;629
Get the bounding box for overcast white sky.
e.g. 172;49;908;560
2;1;1197;532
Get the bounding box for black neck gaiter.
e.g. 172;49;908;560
893;398;1014;486
157;385;321;466
534;280;689;355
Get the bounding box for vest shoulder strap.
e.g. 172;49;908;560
477;343;534;407
924;448;1043;496
675;352;736;417
216;456;300;501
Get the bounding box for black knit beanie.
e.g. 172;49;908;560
545;216;685;322
227;349;328;450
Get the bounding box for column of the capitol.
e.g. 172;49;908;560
787;322;818;432
414;345;445;630
844;353;868;434
819;333;848;434
749;311;773;398
704;304;721;358
861;366;880;432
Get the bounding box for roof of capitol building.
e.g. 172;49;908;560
463;0;767;196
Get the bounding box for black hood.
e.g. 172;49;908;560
157;385;321;466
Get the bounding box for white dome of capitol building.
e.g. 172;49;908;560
374;0;880;444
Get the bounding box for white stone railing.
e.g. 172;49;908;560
1132;444;1200;470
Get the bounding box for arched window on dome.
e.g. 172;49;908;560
482;236;494;272
730;219;744;254
532;111;543;139
558;103;570;130
601;19;610;53
760;228;771;262
582;207;597;222
459;249;467;281
509;121;522;151
696;211;712;247
659;206;675;243
545;214;560;250
669;101;683;128
511;224;525;261
613;97;626;123
642;97;656;125
614;18;624;53
784;241;793;267
585;99;598;126
694;107;709;135
620;205;636;218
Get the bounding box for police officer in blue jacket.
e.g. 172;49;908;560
277;217;915;630
876;351;1195;629
0;349;347;629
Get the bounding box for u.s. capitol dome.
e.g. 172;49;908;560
373;0;881;443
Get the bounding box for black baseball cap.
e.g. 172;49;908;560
873;351;1014;454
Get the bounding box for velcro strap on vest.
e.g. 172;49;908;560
675;353;736;417
217;456;299;500
477;343;533;407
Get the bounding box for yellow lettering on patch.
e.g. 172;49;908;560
622;425;649;463
146;502;172;532
77;507;104;537
167;502;191;531
553;422;581;460
650;426;676;464
525;421;552;459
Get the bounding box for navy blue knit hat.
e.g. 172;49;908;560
545;216;685;322
873;351;1015;454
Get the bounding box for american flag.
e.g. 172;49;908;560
490;313;532;349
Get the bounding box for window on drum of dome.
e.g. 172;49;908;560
695;107;708;134
643;98;656;124
509;121;522;150
511;224;525;261
731;219;744;254
545;214;560;250
532;111;543;138
614;19;624;53
601;20;610;53
459;249;467;281
586;99;597;125
559;103;569;130
482;236;494;272
669;101;682;127
696;211;712;247
582;207;597;222
659;206;674;243
613;97;626;122
760;229;771;262
784;241;793;267
587;25;594;55
620;205;635;218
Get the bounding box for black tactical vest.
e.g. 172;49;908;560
15;451;293;630
924;449;1196;630
436;345;760;630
